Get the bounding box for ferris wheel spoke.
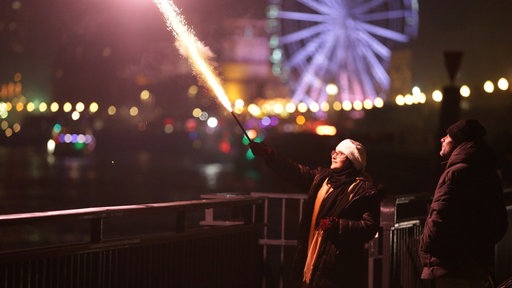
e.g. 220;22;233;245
355;43;390;90
285;33;329;68
344;39;386;99
358;45;390;88
292;35;335;100
280;22;332;45
358;21;410;42
355;28;391;59
278;11;334;23
305;34;338;101
345;49;375;100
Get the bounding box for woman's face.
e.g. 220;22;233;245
330;150;351;169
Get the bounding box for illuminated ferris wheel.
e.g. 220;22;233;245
267;0;419;107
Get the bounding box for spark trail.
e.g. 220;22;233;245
152;0;232;112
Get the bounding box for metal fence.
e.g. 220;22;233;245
0;197;265;288
1;192;511;288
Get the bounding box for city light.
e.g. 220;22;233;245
498;78;509;91
315;125;337;136
460;85;471;97
395;95;405;106
342;100;352;111
1;69;511;146
432;90;443;102
484;80;495;93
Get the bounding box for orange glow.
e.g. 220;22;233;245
315;125;337;136
152;0;232;112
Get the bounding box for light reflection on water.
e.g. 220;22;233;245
199;163;230;190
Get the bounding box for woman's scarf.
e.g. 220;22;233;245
326;163;358;190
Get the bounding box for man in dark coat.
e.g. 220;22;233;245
419;119;508;287
250;139;383;288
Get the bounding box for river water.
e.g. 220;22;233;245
0;144;257;215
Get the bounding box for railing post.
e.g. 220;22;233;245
176;211;186;232
91;218;103;243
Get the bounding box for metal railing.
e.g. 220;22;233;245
250;192;307;288
0;197;265;288
1;191;511;288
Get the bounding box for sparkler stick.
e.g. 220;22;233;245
230;111;252;142
152;0;252;142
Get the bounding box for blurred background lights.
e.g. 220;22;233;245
12;123;20;133
309;102;319;113
395;95;405;106
272;102;284;114
107;105;116;115
247;104;261;117
0;65;511;153
297;102;308;113
325;83;339;95
332;101;342;111
52;123;62;133
89;102;99;113
75;102;85;112
484;80;495;93
342;100;352;111
315;125;336;136
247;129;257;141
163;117;174;134
199;111;208;121
63;102;72;112
5;128;13;137
192;108;202;118
39;102;48;112
50;102;59;112
26;102;35;112
234;98;244;111
285;102;296;113
206;117;218;128
498;78;509;91
1;120;8;130
129;106;139;116
47;139;56;154
363;99;373;110
432;90;443;102
353;100;363;110
261;116;271;126
374;97;384;108
140;90;151;101
460;85;471;97
404;94;414;105
320;102;329;112
71;111;80;120
187;85;198;98
295;115;306;125
271;49;282;63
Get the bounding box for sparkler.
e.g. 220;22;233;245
152;0;252;142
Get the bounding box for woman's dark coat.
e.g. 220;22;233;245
260;150;383;288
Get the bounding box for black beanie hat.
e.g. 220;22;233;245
447;119;486;143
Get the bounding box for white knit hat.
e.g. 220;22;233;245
335;139;367;171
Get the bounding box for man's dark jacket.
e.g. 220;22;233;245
420;140;508;278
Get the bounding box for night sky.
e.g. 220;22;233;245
1;0;512;106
